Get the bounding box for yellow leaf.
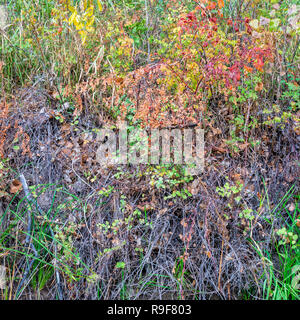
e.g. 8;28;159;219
83;0;88;10
207;88;212;99
85;6;94;17
68;11;77;25
76;22;84;30
86;15;95;27
68;5;76;13
73;17;79;26
86;26;94;33
97;0;103;12
81;32;87;44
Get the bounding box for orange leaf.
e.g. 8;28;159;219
206;251;212;258
10;180;22;194
244;65;253;76
218;0;224;9
207;1;217;10
0;190;9;198
255;82;264;91
254;58;264;72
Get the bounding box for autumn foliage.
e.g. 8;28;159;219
104;1;275;129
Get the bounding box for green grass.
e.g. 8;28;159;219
249;184;299;300
0;183;94;300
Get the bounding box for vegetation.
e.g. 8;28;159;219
0;0;299;300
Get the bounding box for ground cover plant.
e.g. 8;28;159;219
0;0;299;300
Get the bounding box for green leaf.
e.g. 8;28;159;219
116;261;125;269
